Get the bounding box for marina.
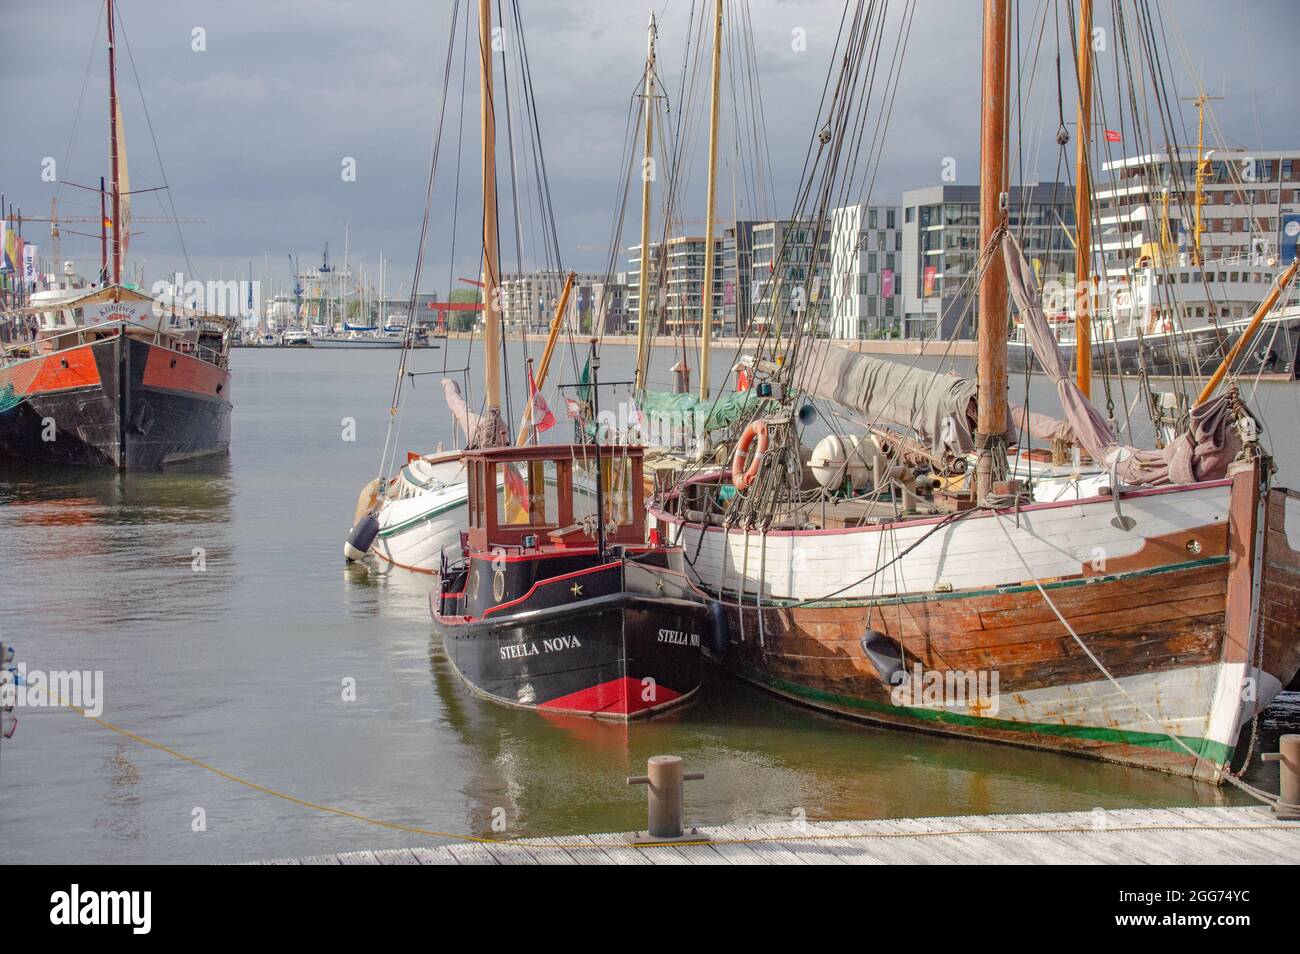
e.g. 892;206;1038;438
1;0;1299;902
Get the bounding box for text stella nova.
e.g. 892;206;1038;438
498;628;699;661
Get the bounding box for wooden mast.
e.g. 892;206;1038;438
514;271;574;446
1197;258;1300;404
1073;0;1093;398
106;0;122;294
975;0;1010;504
634;13;657;392
478;0;502;427
698;0;723;400
1185;93;1220;266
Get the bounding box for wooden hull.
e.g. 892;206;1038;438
654;470;1300;780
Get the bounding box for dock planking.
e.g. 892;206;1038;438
254;805;1299;865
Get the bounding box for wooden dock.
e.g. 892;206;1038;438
257;805;1299;865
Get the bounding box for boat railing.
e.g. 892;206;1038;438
0;319;230;370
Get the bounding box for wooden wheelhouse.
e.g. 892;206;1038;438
463;443;647;554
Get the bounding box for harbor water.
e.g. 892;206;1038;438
1;341;1297;864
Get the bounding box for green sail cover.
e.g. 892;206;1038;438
636;388;766;433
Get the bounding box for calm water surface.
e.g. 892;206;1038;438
1;341;1296;863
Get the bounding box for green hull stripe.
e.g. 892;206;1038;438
378;497;467;538
742;668;1233;765
751;555;1228;610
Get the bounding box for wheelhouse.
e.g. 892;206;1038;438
463;443;647;553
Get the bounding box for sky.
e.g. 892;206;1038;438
1;0;1294;298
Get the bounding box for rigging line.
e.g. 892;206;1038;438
1131;1;1233;390
113;4;197;284
510;0;579;385
993;510;1279;807
685;507;978;609
55;8;103;220
442;2;473;377
378;0;463;479
497;0;531;407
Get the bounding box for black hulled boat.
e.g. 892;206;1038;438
431;443;709;719
0;288;231;468
0;0;232;469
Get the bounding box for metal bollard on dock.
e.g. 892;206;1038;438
627;755;706;843
1263;733;1300;820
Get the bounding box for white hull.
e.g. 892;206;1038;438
369;454;469;573
660;480;1231;601
310;335;405;349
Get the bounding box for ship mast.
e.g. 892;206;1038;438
698;0;723;400
478;0;503;429
1183;92;1220;266
1073;0;1093;398
975;0;1010;504
634;12;658;392
106;0;122;294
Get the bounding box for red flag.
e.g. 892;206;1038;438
564;397;583;419
527;365;555;432
1104;129;1121;143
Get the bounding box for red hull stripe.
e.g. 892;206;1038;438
537;676;682;716
25;345;102;395
141;345;229;399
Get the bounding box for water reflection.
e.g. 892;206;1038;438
0;458;234;629
415;604;1250;840
3;347;1292;863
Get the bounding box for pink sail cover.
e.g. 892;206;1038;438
441;378;507;448
1001;232;1241;486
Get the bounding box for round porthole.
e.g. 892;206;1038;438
216;383;223;394
1186;539;1202;555
170;358;177;368
60;359;69;368
493;569;506;602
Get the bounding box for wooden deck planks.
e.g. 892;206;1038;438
256;806;1300;865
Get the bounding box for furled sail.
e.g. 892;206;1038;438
442;378;506;448
1001;231;1242;485
790;341;1008;456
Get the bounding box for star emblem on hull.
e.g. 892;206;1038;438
570;582;583;597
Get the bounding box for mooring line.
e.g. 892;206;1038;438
36;690;1295;855
992;512;1280;808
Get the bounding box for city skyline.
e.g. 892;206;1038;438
1;0;1293;293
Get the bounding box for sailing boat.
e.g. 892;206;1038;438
418;4;705;719
0;0;232;468
649;0;1300;781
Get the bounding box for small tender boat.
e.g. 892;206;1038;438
431;442;710;719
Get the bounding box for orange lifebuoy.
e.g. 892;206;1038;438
732;419;769;492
